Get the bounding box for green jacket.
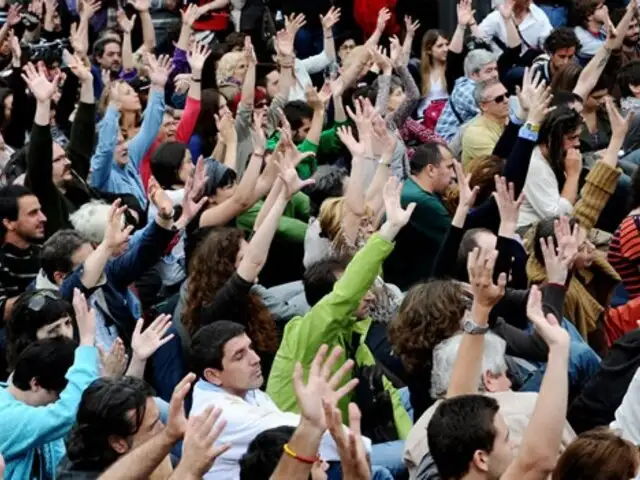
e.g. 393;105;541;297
266;121;348;180
236;192;310;243
266;233;412;439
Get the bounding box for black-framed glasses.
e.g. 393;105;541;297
27;290;60;312
491;94;508;104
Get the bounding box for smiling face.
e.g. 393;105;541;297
3;194;47;241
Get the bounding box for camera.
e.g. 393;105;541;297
23;39;69;67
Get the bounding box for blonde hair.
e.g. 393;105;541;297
318;197;374;255
216;51;245;85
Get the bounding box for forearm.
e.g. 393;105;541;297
277;57;294;99
345;156;367;217
80;243;112;288
139;11;156;52
574;45;611;100
306;107;325;146
79;79;95;104
504;17;520;48
34;100;50;126
253;180;283;231
122;32;135;72
125;356;146;378
212;138;225;161
271;420;323;480
333;93;347;123
98;431;176;480
446;305;489;397
241;63;256;106
516;345;569;472
0;23;10;47
364;26;384;49
222;140;237;170
560;175;580;204
176;23;192;51
238;191;288;281
365;158;391;215
234;152;263;204
600;132;625;168
323;31;336;63
449;25;466;53
375;73;392;116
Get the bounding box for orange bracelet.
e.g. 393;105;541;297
283;443;319;464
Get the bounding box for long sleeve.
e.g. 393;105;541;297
611;365;640;444
445;51;464;95
127;89;165;170
199;272;253;328
4;68;33;150
175;96;201;144
68;102;97;180
431;224;464;279
388;65;421;129
572;161;620;233
0;346;99;460
90;106;119;191
521;152;573;220
300;51;331;75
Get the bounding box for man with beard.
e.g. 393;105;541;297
611;7;640;66
0;185;46;323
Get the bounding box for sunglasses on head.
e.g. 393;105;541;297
27;290;60;312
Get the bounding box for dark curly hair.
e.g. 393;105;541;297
544;27;581;54
183;227;278;352
388;280;469;374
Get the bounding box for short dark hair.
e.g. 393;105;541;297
570;0;602;27
283;101;314;131
66;377;155;469
151;141;188;189
428;394;501;479
303;256;351;306
40;229;89;283
551;90;584;108
12;336;77;392
307;165;348;216
617;60;640;98
239;426;295;480
93;37;120;60
190;321;246;377
533;216;580;265
0;184;35;238
410;143;447;175
456;228;493;279
544;27;581;54
5;290;75;370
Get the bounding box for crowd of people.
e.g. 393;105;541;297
1;0;640;478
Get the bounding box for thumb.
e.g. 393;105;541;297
405;202;417;217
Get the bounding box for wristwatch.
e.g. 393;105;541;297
462;310;490;335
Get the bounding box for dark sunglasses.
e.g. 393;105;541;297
491;94;508;104
27;290;61;312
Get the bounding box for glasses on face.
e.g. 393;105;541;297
27;290;60;312
255;101;268;109
489;94;509;104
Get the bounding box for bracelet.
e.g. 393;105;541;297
283;443;319;465
253;151;266;158
324;34;333;39
524;122;540;133
192;78;201;83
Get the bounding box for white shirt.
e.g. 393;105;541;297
517;146;574;228
191;380;371;479
611;365;640;444
288;52;332;102
479;3;553;56
416;77;449;118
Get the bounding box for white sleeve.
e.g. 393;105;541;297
300;51;331;75
478;11;500;43
611;366;640;444
537;14;553;48
522;155;574;220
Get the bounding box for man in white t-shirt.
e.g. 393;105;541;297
189;321;371;479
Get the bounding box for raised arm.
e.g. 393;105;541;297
174;42;209;143
130;0;156;52
117;10;136;73
239;36;257;107
502;286;570;480
365;116;396;216
498;0;521;49
446;248;506;397
89;99;119;191
303;86;328;148
388;37;421;128
320;7;341;63
364;7;390;49
127;54;170;168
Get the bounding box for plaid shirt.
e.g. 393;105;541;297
435;76;479;142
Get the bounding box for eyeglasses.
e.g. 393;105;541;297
27;290;60;312
490;94;509;104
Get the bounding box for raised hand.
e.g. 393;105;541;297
564;148;583;178
274;142;316;198
179;406;230;476
293;344;358;430
285;13;306;37
493;175;523;235
525;83;553;125
376;7;391;32
187;41;211;74
148;176;174;219
22;62;61;102
252;109;267;150
605;96;633;139
323;402;370;480
457;0;476;26
165;373;197;442
6;4;22;26
179;158;208;225
454;160;479;210
467;247;507;309
63;49;92;83
526;285;570;348
103;199;134;251
73;288;96;346
389;35;403;68
405;15;420;37
243;35;257;66
28;0;44;18
275;28;295;57
320;6;341;32
498;0;514;19
214;110;237;145
116;9;136;33
146;53;173;88
383;176;416;228
9;31;21;66
540;215;579;284
100;337;127;377
181;3;201;28
131;315;175;362
79;0;101;20
369;45;393;74
305;85;326;111
337;125;365;157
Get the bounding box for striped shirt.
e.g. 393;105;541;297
609;215;640;300
0;242;41;318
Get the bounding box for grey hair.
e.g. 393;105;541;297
430;331;508;398
69;200;116;244
473;78;502;105
464;49;498;77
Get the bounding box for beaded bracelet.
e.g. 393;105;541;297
283;443;320;465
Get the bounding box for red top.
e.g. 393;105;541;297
139;96;202;190
609;214;640;300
